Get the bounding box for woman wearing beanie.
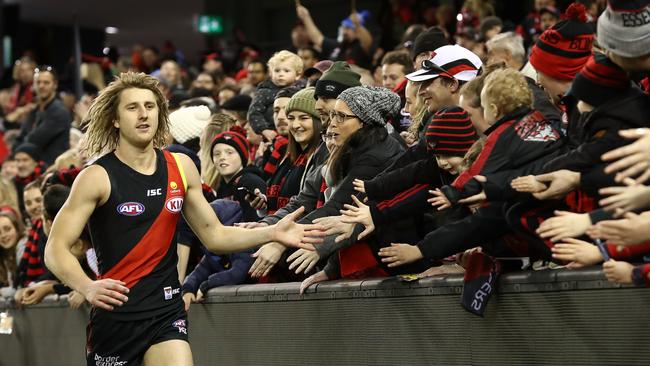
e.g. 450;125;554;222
210;129;267;222
289;85;406;283
248;87;328;283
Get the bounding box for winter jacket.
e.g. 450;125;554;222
17;98;71;165
298;129;404;223
543;86;650;190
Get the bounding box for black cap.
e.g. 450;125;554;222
14;142;41;162
411;27;449;61
221;94;252;111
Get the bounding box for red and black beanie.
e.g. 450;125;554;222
210;130;250;165
425;107;479;157
568;53;630;107
529;3;596;81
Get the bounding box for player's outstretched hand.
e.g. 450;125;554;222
274;206;325;250
81;279;129;311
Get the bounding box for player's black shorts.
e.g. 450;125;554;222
86;303;189;366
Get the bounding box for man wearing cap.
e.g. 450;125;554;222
221;94;253;127
406;44;482;114
303;60;333;87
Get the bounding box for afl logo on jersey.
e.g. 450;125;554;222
117;202;145;216
165;197;184;213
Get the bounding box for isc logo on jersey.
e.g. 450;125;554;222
165;197;184;213
117;202;145;216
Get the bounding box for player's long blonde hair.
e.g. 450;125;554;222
80;72;170;158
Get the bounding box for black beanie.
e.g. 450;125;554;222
221;94;252;112
314;61;361;99
14;143;41;162
411;28;449;61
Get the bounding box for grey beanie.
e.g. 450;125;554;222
337;86;401;127
597;3;650;58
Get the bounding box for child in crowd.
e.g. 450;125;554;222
248;50;307;141
210;129;266;222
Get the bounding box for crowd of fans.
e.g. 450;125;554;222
1;0;649;316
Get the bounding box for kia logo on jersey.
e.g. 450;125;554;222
165;197;184;213
117;202;145;216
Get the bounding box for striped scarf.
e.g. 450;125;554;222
262;135;288;178
15;219;46;287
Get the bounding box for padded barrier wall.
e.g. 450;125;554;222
1;268;649;366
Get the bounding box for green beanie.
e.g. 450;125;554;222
314;61;362;99
285;87;319;120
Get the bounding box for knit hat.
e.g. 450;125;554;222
425;107;478;156
220;94;252;111
529;3;595;81
337;86;401;127
411;27;449;61
168;105;211;144
285;87;319;120
210;130;250;165
406;45;482;82
597;0;650;58
314;61;362;99
14;143;41;162
568;53;631;107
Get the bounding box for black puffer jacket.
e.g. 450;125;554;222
247;78;307;134
299;128;404;223
543;86;650;191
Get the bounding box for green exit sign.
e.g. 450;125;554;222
198;15;223;34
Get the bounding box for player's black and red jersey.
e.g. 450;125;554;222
88;149;187;320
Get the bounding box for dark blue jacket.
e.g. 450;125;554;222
181;199;254;294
